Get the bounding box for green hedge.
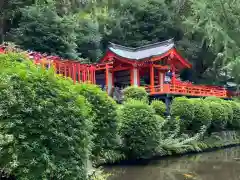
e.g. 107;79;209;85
123;86;148;102
155;115;165;123
75;83;120;163
221;101;233;127
205;97;233;129
208;102;227;131
151;100;166;116
229;101;240;130
191;99;212;132
170;97;195;121
0;53;92;179
119;100;161;159
204;96;223;102
170;97;195;131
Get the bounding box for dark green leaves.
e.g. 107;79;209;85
0;53;92;179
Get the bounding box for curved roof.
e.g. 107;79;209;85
108;39;175;60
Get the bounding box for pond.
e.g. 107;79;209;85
104;147;240;180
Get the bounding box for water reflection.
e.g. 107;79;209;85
104;147;240;180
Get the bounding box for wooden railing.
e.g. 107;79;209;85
145;84;230;98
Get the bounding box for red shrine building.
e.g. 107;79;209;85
96;39;228;98
0;39;230;98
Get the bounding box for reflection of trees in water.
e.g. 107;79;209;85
106;147;240;180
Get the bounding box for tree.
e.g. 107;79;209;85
9;4;79;59
184;0;240;85
119;99;161;159
103;0;182;47
0;0;37;43
74;13;103;62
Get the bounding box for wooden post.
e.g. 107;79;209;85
64;63;67;77
78;64;81;82
68;62;72;78
150;64;154;93
137;68;140;86
171;65;176;85
93;66;96;84
105;64;109;92
72;63;76;83
158;70;161;85
130;67;134;86
82;67;86;82
112;70;114;87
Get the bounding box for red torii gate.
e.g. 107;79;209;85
0;45;112;84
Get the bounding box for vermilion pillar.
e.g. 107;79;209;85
171;65;176;85
105;64;109;89
78;64;81;82
150;64;155;92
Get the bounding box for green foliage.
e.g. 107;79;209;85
119;99;161;159
184;0;240;85
9;5;79;59
123;86;148;102
170;97;195;120
0;53;92;179
205;97;233;128
228;101;240;130
170;97;195;131
204;96;223;102
106;0;180;47
170;97;195;124
160;116;181;138
74;83;120;163
151;100;166;116
221;101;233;126
158;117;207;155
208;102;227;131
88;168;111;180
155;115;165;123
191;99;212;132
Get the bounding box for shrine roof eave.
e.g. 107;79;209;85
99;48;192;69
99;39;192;69
107;39;175;61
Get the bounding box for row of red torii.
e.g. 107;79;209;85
0;40;232;98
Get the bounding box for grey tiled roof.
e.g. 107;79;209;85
108;39;174;60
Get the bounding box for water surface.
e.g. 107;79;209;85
105;147;240;180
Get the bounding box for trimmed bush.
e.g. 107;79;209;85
123;86;148;102
204;96;223;102
191;99;212;132
170;97;195;120
75;83;120;163
119;99;161;159
228;101;240;129
155;115;165;123
151;100;166;116
170;97;195;131
208;102;227;131
205;97;233;127
221;101;233;126
0;53;92;179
